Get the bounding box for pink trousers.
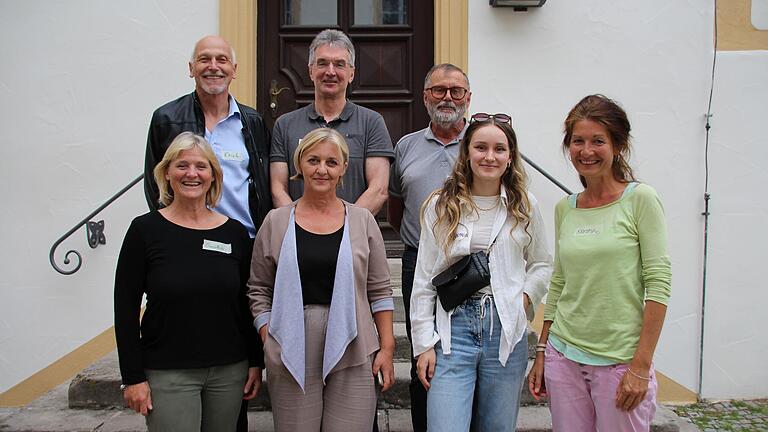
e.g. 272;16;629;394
544;342;657;432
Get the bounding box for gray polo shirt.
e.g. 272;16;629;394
389;123;467;248
270;101;394;203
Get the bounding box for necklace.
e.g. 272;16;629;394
474;196;500;211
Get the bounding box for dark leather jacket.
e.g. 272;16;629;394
144;91;272;229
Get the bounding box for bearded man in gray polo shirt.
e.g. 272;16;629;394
270;29;393;213
387;63;471;432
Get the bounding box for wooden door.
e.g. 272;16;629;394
257;0;434;256
257;0;434;145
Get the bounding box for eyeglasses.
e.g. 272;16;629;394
470;113;512;124
425;86;468;100
314;59;350;70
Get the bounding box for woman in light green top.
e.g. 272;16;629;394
527;95;671;431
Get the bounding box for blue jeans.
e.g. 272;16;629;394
427;295;528;432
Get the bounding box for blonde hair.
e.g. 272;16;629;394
153;132;223;207
424;120;532;254
291;128;350;187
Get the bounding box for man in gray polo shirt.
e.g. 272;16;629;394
270;29;393;213
387;63;471;432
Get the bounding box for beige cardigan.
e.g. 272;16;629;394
247;202;392;376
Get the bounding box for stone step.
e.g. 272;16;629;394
393;292;406;324
2;379;697;431
68;350;543;411
393;322;411;361
1;382;694;432
377;360;544;409
0;408;691;431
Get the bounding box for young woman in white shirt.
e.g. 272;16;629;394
410;114;552;431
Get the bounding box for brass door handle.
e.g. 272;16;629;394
269;79;290;118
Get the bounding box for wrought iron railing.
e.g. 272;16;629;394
49;156;571;274
49;174;144;275
521;154;572;195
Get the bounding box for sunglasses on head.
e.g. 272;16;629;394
470;113;512;124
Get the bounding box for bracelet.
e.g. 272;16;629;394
627;368;651;381
535;347;546;354
535;343;547;349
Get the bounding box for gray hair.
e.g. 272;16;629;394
424;63;470;89
308;29;355;67
190;36;237;66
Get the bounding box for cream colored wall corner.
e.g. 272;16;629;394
220;0;257;106
718;0;768;51
435;0;469;71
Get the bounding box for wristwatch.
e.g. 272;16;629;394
120;384;127;391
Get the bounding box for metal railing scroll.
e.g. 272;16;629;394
49;174;144;275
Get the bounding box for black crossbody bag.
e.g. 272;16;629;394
431;235;498;312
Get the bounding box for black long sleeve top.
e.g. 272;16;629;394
114;211;263;385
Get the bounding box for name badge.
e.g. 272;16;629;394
202;239;232;254
222;151;244;161
574;225;602;236
455;223;469;239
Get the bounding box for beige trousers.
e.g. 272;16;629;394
265;305;377;431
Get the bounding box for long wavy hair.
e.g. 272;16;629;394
563;94;636;187
424;119;532;254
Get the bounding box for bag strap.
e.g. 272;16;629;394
486;234;499;255
485;204;509;255
485;224;502;255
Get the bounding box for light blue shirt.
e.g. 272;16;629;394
205;97;255;236
549;334;615;366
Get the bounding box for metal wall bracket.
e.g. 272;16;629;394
87;220;106;248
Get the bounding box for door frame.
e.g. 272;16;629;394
219;0;469;106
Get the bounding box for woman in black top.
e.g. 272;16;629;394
114;132;261;431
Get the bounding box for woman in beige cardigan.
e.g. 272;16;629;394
247;128;395;431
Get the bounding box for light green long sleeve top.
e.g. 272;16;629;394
543;183;672;363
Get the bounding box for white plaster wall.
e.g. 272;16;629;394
468;1;714;394
704;51;768;399
1;0;764;400
0;0;218;392
753;0;768;30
